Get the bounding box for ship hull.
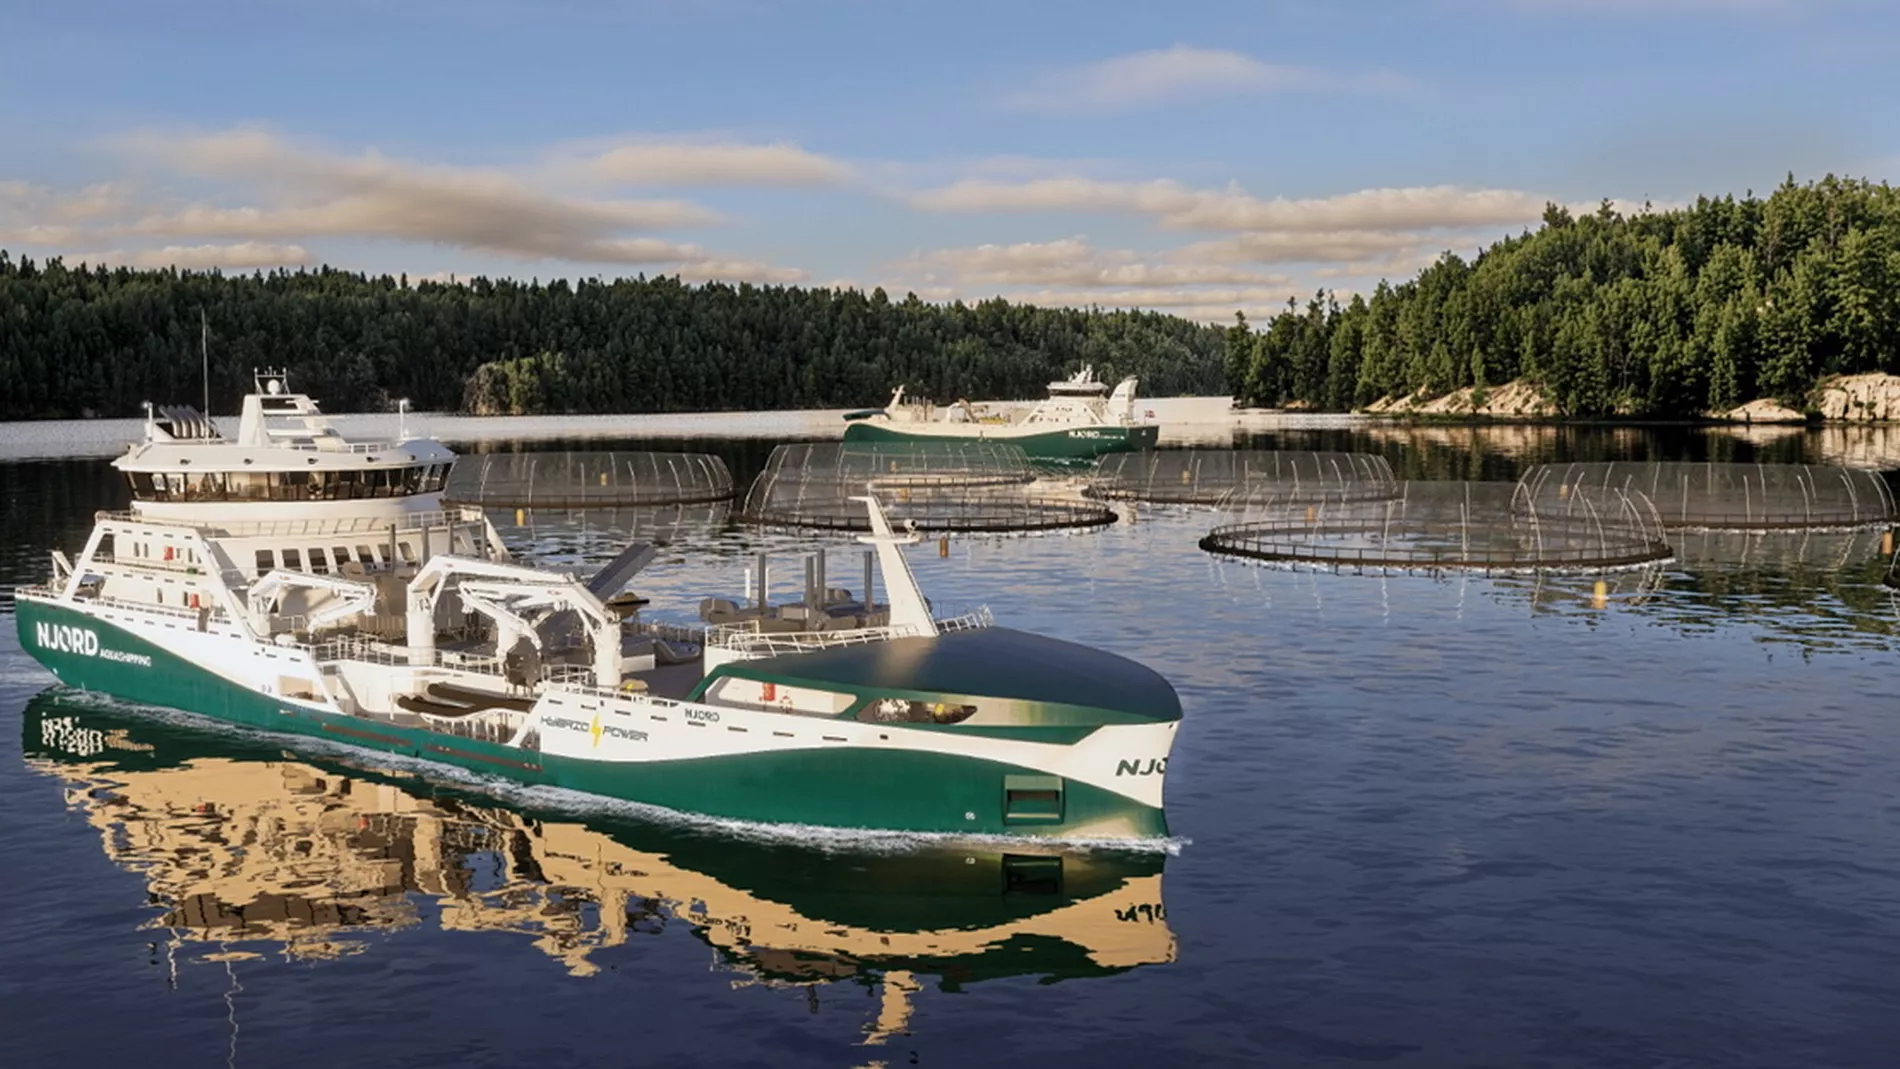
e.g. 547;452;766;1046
16;597;1169;840
842;421;1159;463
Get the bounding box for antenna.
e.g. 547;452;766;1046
200;308;210;416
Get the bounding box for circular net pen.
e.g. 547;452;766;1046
445;451;734;508
741;442;1114;534
769;440;1039;492
1200;480;1673;575
493;501;735;568
1088;450;1398;506
1519;462;1896;532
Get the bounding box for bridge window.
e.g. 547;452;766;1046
309;548;330;574
127;465;444;503
282;548;304;571
255;549;274;573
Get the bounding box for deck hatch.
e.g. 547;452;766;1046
1003;774;1064;824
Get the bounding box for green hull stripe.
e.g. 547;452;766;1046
15;599;1165;839
841;422;1158;461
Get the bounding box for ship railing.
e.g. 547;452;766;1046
705;607;992;659
310;634;568;695
550;681;691;709
269;437;390;455
90;552;212;577
626;620;708;644
93;506;490;539
541;664;596;688
311;634;411;667
12;584;235;627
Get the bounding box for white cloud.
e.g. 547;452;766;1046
0;223;79;245
1314;250;1459;279
1008;45;1308;110
1177;230;1457;264
910;237;1293;288
912;177;1199;216
912;177;1550;234
1168;185;1549;233
111;128;724;263
881;236;1303;322
0;181;140;245
0;126;810;282
67;242;313;270
554;139;853;187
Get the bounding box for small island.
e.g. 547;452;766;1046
1224;175;1900;424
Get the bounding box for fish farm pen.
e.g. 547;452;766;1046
768;440;1040;490
740;442;1116;533
444;451;735;508
493;501;735;568
1667;526;1892;576
1518;462;1895;531
1199;480;1674;575
1086;450;1398;506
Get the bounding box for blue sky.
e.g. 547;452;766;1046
2;0;1894;320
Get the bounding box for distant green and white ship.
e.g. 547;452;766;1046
842;366;1161;463
17;372;1180;840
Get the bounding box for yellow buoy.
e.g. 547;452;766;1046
515;508;525;525
1592;579;1608;609
1884;529;1894;557
939;536;950;558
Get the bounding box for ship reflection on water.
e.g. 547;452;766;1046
20;692;1174;1049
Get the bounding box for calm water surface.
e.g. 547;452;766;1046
3;416;1898;1068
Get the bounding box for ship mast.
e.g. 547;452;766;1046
200;308;210;416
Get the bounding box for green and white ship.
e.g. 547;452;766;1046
842;366;1161;464
16;372;1180;840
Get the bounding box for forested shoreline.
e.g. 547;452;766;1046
1229;176;1900;418
0;260;1226;420
8;175;1898;423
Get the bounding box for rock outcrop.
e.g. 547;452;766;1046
1812;373;1900;422
1359;373;1900;423
1360;379;1555;419
1714;398;1805;423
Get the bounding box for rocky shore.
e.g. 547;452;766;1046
1358;373;1900;424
